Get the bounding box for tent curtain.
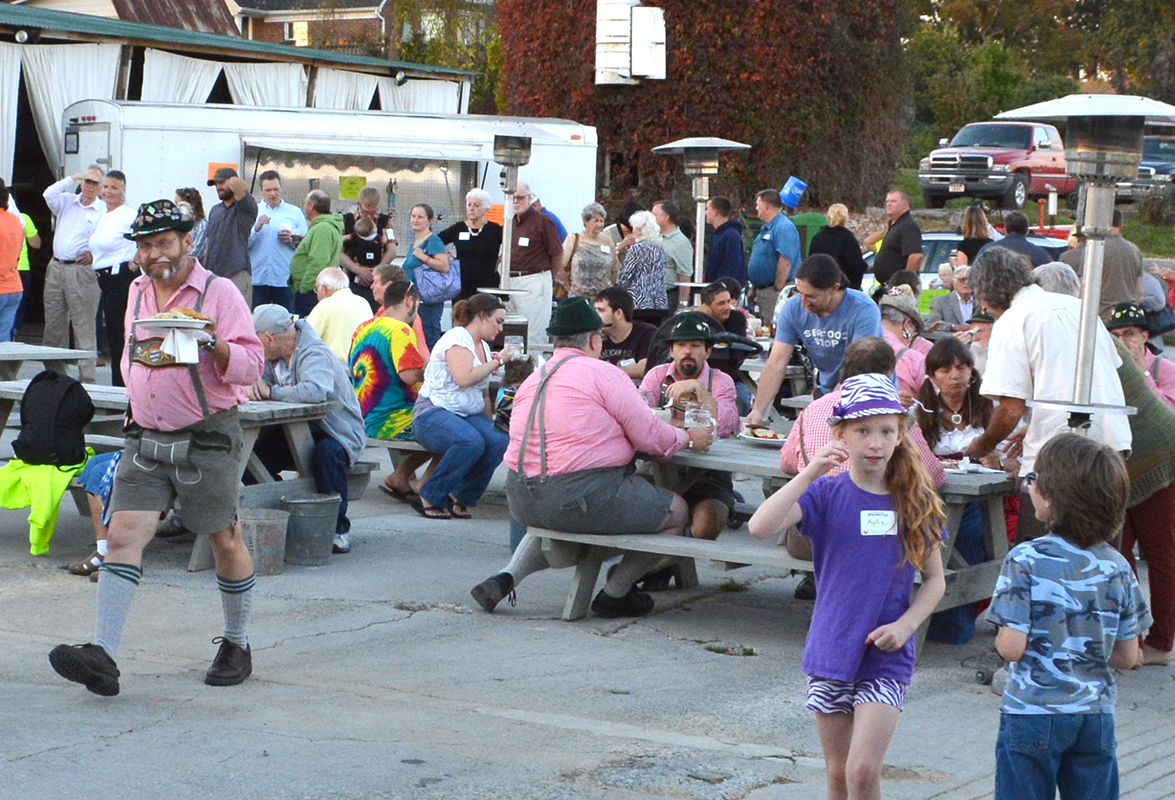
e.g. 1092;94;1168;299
0;42;21;183
20;44;122;177
313;68;378;110
141;49;222;104
223;62;308;108
376;78;463;114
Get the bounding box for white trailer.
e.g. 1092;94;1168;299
60;100;597;241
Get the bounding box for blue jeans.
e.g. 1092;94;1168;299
0;291;22;341
293;291;318;317
419;301;444;350
413;408;507;509
253;284;295;312
995;713;1118;800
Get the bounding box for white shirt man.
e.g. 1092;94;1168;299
249;171;307;311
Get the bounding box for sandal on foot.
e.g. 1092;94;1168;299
379;483;419;504
67;551;103;577
411;498;451;520
449;498;472;519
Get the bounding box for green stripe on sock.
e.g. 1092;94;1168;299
217;573;256;594
101;562;142;586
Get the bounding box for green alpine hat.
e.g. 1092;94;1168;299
1105;302;1146;331
546;296;607;336
124;199;194;240
967;309;995;324
665;312;716;344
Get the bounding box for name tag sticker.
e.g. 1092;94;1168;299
600;245;611;254
763;234;771;241
459;231;471;241
519;237;530;247
860;510;897;536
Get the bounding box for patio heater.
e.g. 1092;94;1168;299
652;137;751;284
494;134;532;289
996;94;1175;428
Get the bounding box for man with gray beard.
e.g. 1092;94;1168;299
49;199;265;696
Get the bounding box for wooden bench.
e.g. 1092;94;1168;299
528;525;1002;631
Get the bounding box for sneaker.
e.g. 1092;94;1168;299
590;587;655;619
204;637;252;686
48;643;120;696
67;551;103;576
639;566;675;592
794;573;817;601
471;572;514;613
332;533;352;554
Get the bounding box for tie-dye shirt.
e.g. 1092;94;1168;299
986;534;1151;714
349;316;425;439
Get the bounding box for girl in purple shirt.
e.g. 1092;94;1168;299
750;373;946;800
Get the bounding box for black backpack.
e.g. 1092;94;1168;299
12;370;95;466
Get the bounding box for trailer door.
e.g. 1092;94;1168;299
63;122;112;177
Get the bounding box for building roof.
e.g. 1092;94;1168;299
235;0;379;11
0;3;475;77
110;0;240;37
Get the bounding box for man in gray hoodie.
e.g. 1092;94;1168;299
248;304;366;553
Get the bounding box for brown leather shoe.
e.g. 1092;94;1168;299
204;637;252;686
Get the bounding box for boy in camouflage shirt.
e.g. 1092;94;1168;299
986;433;1151;800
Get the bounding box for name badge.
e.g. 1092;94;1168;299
459;232;471;241
763;233;772;241
519;237;530;247
860;510;897;536
600;245;611;254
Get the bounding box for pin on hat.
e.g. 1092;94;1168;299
664;312;716;344
1105;302;1146;331
828;373;905;425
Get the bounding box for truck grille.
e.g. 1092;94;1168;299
1137;166;1155;180
929;154;992;171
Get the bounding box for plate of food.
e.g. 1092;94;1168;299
738;427;786;446
133;308;211;330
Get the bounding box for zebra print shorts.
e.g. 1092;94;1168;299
804;676;909;713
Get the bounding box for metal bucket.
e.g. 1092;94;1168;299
282;493;341;566
239;508;289;576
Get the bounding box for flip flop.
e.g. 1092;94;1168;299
449;499;472;519
379;483;419;504
410;498;451;520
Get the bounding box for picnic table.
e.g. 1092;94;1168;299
0;342;92;381
0;379;339;570
531;434;1014;625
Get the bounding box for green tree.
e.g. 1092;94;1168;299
391;0;500;114
1072;0;1175;102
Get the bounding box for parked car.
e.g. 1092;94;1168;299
1116;135;1175;204
862;231;1069;294
918;122;1078;210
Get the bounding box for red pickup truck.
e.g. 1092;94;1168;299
918;122;1078;210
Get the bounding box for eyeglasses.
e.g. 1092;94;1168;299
136;235;181;254
513;194;531;201
1022;471;1037;489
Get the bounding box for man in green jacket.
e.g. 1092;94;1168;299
288;189;343;316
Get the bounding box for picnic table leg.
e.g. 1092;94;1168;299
672;558;699;589
0;362;19;381
563;548;605;621
283;422;317;478
941;499;968;569
187;533;215;572
0;396;15;431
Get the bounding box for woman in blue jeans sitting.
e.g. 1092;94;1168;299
411;293;516;519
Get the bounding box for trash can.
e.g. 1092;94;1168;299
239;508;289;576
282;493;341;566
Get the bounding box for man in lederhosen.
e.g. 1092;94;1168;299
49;200;265;696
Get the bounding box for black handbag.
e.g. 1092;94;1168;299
1145;304;1175;336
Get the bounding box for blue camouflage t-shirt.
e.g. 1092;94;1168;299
985;533;1151;715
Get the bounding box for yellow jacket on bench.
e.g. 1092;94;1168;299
0;451;91;555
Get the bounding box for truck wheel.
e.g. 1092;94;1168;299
1003;174;1029;210
922;190;947;209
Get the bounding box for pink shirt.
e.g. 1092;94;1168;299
506;348;687;478
910;336;933;355
883;328;928;397
779;389;945;488
639;361;740;438
1146;350;1175;410
123;260;265;431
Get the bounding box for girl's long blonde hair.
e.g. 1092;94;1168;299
885;418;946;570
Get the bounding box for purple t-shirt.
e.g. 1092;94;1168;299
797;472;938;684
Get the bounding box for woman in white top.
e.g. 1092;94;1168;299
89;170;137;386
913;336;997;460
411;293;516;519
